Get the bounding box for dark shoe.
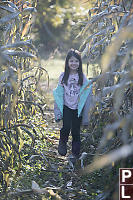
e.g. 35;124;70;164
58;140;67;156
72;141;80;157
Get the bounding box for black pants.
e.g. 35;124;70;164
60;105;82;156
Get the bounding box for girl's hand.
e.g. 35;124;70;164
55;114;62;122
56;119;61;123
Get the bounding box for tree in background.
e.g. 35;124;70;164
34;0;93;57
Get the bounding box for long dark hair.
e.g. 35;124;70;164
62;49;83;86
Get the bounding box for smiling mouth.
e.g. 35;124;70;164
71;65;78;68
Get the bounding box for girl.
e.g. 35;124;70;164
53;49;93;158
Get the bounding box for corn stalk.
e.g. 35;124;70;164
80;0;133;177
0;0;47;191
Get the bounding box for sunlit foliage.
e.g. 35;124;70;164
0;0;47;192
79;0;133;198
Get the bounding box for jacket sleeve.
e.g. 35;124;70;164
53;73;64;122
81;88;94;126
54;101;63;122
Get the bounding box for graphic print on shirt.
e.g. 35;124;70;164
67;78;79;97
63;74;80;109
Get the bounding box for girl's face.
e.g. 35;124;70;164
68;56;79;73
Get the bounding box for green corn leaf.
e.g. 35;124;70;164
20;127;35;141
0;40;36;51
0;1;19;11
0;12;20;25
0;70;9;82
22;7;37;15
0;5;16;13
0;52;18;68
3;50;35;58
